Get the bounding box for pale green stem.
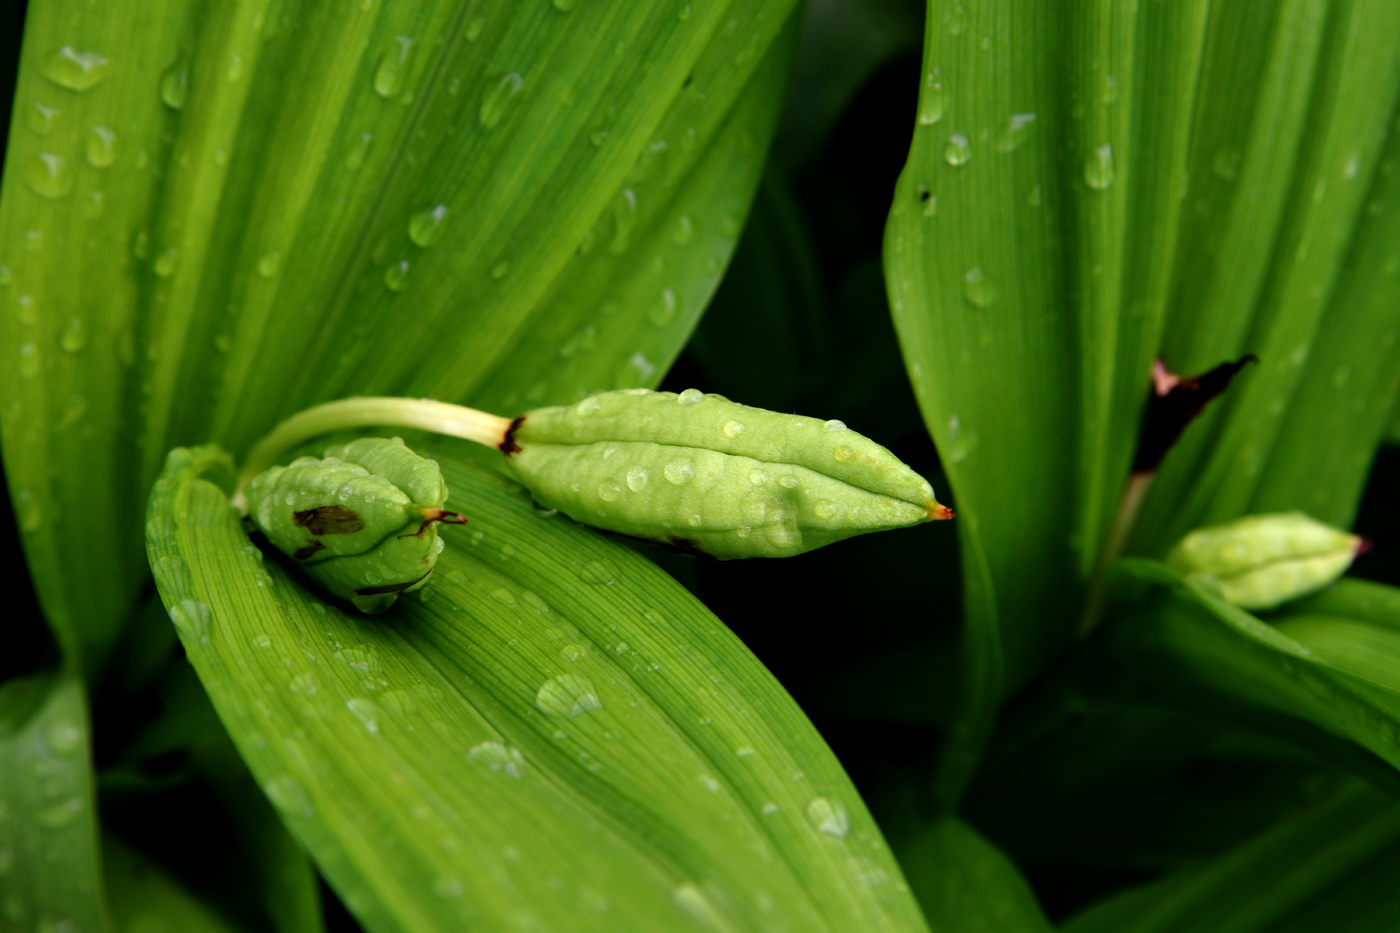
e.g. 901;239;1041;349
232;397;514;512
1076;470;1153;638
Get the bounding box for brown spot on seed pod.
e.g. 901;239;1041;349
293;505;364;536
293;541;326;560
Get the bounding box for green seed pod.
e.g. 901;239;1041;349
501;388;952;559
1166;512;1362;610
246;437;464;612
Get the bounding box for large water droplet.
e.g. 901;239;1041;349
25;101;60;135
408;204;449;247
813;500;839;520
998;113;1036;152
944;133;970;167
806;796;850;837
345;697;379;733
722;420;744;438
59;317;86;352
944;414;979;464
384;260;410;291
578;559;617;585
374;36;413;98
963;267;997;307
626;465;649;491
22;153;72;199
918;68;945;125
677;387;704;405
478;72;524;129
42;47;110;91
85;125;118;167
536;674;602;717
1084;144;1114;190
169;598;212;644
159;58;190;109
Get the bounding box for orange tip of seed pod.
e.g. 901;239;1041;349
931;504;955;521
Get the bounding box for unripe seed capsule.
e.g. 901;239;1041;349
1166;512;1362;610
502;389;951;558
245;437;464;612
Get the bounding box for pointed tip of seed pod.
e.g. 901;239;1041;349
931;504;955;521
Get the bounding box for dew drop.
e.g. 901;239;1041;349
131;230;151;262
597;483;621;502
345;697;380;733
559;643;586;662
551;0;579;11
998;113;1036;152
345;132;373;171
168;598;212;644
944;133;970;166
677;387;704;405
374;36;413;98
468;741;525;778
824;419;846;432
1085;144;1115;190
154;248;178;278
478;72;524;129
384;260;410;292
257;251;282;277
42;47;110;91
722;420;745;438
85;125;118;167
589;129;608;147
626;465;649;491
918;68;945;125
778;475;799;489
649;287;678;326
159;58;190;110
579;559;617;585
465;17;486;41
813;500;839;520
490;260;509;280
673;214;695;245
536;674;602;717
748;468;767;485
664;458;695;485
22;153;73;199
0;266;11;286
609;188;638;254
832;446;854;462
963;267;997;307
806;797;850;837
408;204;449;247
575;396;601;417
687;513;703;527
14;489;40;530
25;101;60;135
36;797;84;828
59;317;86;353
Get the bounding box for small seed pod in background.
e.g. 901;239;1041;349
501;388;952;559
245;437;464;613
1166;512;1363;611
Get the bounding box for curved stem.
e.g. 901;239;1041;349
232;397;514;512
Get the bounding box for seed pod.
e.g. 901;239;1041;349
1166;512;1362;610
246;437;464;612
501;388;951;559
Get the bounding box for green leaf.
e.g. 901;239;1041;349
0;0;799;673
0;670;113;933
882;0;1210;803
893;816;1053;933
103;832;241;933
1128;1;1400;553
1091;560;1400;795
145;441;928;932
1064;782;1400;933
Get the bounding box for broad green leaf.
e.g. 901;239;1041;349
883;0;1209;804
892;816;1053;933
1064;782;1400;933
145;441;929;932
0;670;112;933
1129;0;1400;554
103;832;240;933
0;0;799;674
1091;560;1400;795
